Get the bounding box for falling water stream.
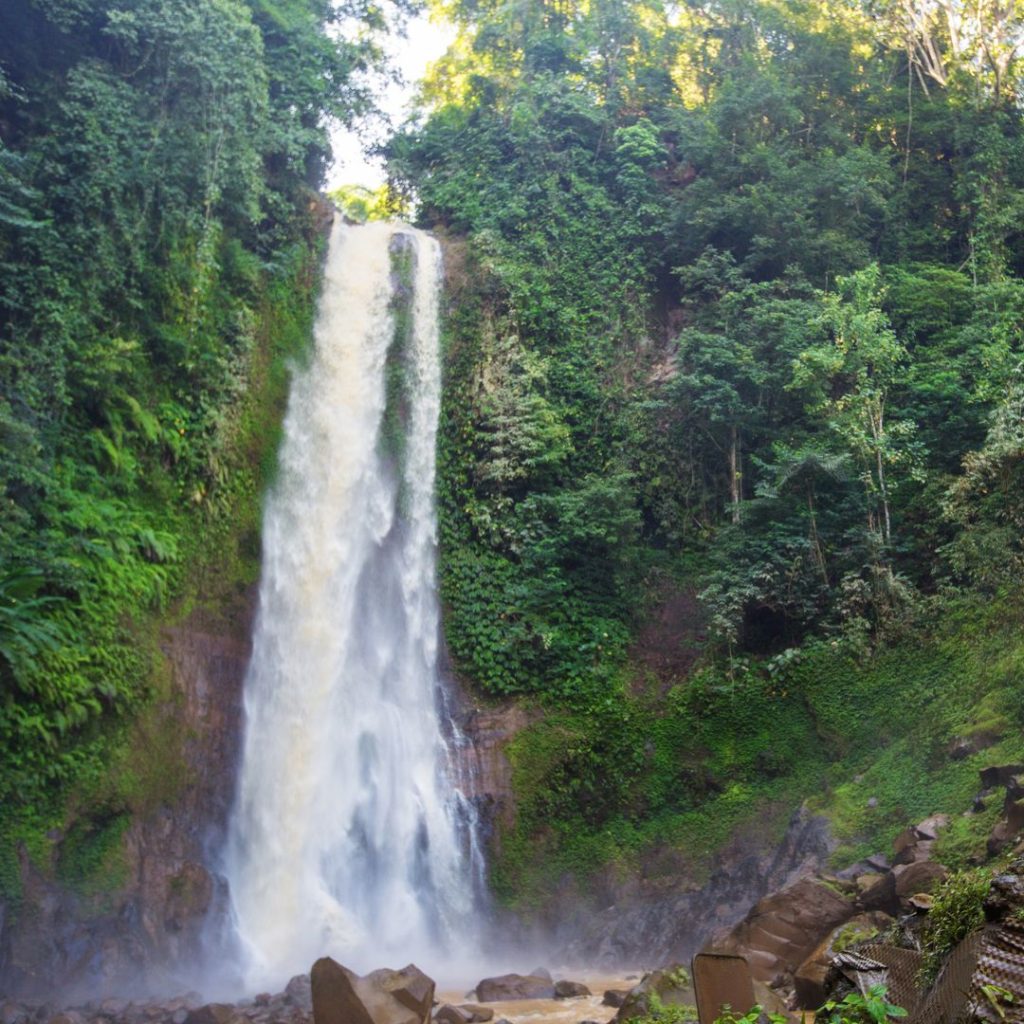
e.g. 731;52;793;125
224;219;485;992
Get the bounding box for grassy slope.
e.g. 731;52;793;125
491;591;1024;910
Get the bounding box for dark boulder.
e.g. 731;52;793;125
553;982;590;1000
614;966;692;1023
474;976;555;1002
312;957;434;1024
709;878;854;983
856;872;899;915
434;1007;472;1024
892;860;948;899
980;765;1024;790
183;1005;237;1024
988;795;1024;855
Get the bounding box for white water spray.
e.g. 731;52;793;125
224;219;485;992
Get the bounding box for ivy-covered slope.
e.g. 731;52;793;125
389;0;1024;912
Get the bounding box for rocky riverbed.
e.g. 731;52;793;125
0;968;645;1024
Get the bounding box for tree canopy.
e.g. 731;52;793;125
388;0;1024;680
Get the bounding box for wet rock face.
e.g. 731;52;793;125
706;810;981;1011
447;701;536;839
712;879;854;985
0;596;257;1000
556;804;837;967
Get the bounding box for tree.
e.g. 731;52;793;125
792;265;920;546
943;364;1024;588
886;0;1024;102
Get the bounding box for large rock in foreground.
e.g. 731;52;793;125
312;958;435;1024
792;910;894;1008
710;878;854;984
474;974;555;1002
613;966;692;1022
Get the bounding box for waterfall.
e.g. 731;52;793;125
223;219;485;992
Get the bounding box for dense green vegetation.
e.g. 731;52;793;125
386;0;1024;903
0;0;402;899
2;0;1024;939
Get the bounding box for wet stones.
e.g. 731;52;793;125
2;960;618;1024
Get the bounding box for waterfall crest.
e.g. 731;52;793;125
224;219;484;991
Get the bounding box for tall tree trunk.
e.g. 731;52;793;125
729;424;741;524
869;400;892;545
808;489;829;585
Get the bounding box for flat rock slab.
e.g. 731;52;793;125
692;955;754;1024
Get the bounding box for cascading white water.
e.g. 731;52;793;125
224;219;485;992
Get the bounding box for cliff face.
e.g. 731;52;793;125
448;685;836;969
452;702;537;840
0;593;835;997
554;806;835;967
0;596;255;1000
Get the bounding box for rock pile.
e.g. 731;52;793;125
0;978;309;1024
707;764;1024;1012
0;961;606;1024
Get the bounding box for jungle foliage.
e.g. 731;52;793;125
0;0;401;819
387;0;1024;898
3;0;1024;921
